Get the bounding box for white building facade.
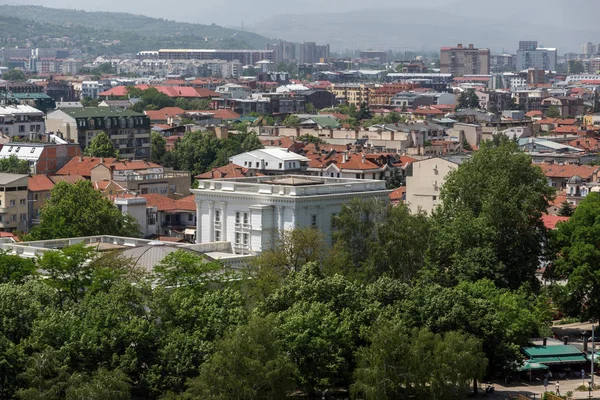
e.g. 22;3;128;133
229;148;309;175
192;176;391;255
0;105;45;139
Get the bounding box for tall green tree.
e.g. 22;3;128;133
552;192;600;321
456;89;480;109
333;199;430;281
546;105;561;118
150;132;167;164
0;155;30;174
182;315;297;400
2;68;26;81
352;320;487;400
425;136;553;289
27;180;141;240
84;131;119;158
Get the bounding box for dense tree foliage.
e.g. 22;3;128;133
26;181;141;240
166;130;263;176
0;134;570;398
0;154;30;174
150;132;167;164
424;137;553;290
128;88;212;112
456;89;481;110
1;68;26;81
84;131;119;158
551;192;600;321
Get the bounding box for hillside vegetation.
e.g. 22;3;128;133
0;5;273;56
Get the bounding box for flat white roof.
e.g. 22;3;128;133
240;148;309;162
0;104;43;115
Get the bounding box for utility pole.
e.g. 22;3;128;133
592;322;596;389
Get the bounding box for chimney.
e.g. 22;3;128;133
100;157;104;163
361;153;366;163
342;152;348;163
457;43;463;49
468;44;474;49
78;156;82;162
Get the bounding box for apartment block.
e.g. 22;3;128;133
440;44;490;76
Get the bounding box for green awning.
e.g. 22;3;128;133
558;355;587;363
519;362;550;371
529;357;562;364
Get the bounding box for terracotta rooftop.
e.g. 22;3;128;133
28;175;55;192
195;164;255;180
145;107;186;121
56;157;162;177
141;194;196;212
389;186;406;201
542;215;569;230
537;163;597;179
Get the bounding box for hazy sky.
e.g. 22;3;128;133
3;0;458;26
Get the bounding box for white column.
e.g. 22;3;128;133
277;205;285;233
208;201;214;242
195;199;202;244
220;201;227;242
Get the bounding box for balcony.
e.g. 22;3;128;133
113;171;191;182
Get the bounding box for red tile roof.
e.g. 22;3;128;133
49;175;86;184
28;175;55;192
145;107;186;121
195;164;256;180
553;126;582;134
526;110;543;117
412;106;446;115
340;154;381;170
390;186;406;201
56;157;162;177
100;85;220;99
195;109;240;120
537;163;597;179
142;194;196;212
568;137;600;151
542;215;569;230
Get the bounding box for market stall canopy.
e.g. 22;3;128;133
518;362;550;371
522;345;587;365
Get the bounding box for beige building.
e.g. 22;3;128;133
440;44;490;76
448;123;482;147
329;83;376;107
406;157;464;215
0;174;30;232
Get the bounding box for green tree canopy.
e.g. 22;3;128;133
0;155;30;174
84;131;118;158
182;315;297;400
27;180;140;240
546;105;561;118
150;131;166;163
552;192;600;321
282;115;300;126
2;68;26;81
352;320;487;400
425;137;553;290
456;89;480;109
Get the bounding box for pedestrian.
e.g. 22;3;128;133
543;377;548;393
555;381;560;396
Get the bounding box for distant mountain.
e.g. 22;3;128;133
0;5;274;55
250;6;599;53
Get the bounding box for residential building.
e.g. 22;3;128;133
0;174;30;232
385;73;452;91
195;164;261;180
296;90;338;110
46;108;152;159
359;51;388;63
0;142;83;175
490;54;516;72
230;148;309;175
448;123;482;147
537;163;597;189
81;81;102;99
329;83;376;107
11;93;56;113
192;175;391;253
28;175;54;227
56;157;191;198
540;97;584;117
583;42;597;57
440;44;491;76
406;157;464;215
141;194;197;243
156;49;275;64
516;46;557;71
0;105;45;140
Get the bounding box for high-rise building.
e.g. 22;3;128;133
583;42;597;56
516;45;557;71
519;41;538;51
439;44;490;76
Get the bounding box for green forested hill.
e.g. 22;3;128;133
0;5;274;56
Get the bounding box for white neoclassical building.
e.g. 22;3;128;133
191;175;391;255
